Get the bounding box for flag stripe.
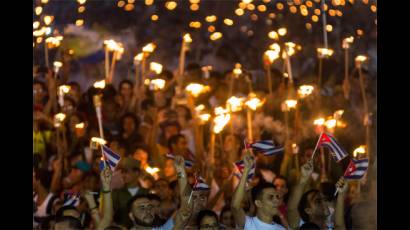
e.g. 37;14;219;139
102;145;121;160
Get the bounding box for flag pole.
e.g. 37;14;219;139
311;132;323;160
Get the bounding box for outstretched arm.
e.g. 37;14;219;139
231;151;254;229
287;160;313;230
334;177;348;230
97;167;114;230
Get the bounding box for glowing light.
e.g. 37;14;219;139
185;83;211;97
246;3;255;10
190;3;199;11
45;36;63;48
269;43;281;52
268;31;279;40
290;6;297;13
312;15;319;22
227;96;245;112
33;21;40;29
142;43;156;53
284;99;297;110
41;0;49;3
208;25;216;32
242;0;253;4
124;3;135;11
210;32;222;41
326;24;333;32
353;145;366;158
151;14;159;21
257;5;267;12
59;85;71;94
93;80;106;89
314;9;321;15
355;55;367;63
146;166;160;175
342;36;354;49
356;29;364;36
75;123;85;129
77;0;86;4
213;113;231;134
317;48;334;58
233;63;242;76
150;79;166;90
245;93;264;111
214;106;230;115
224;18;234;26
195;104;205;112
276;2;284;10
118;1;125;7
305;23;312;30
325;118;337;129
190;0;200;3
333;110;344;120
183;33;192;43
198;114;211;123
35;6;43;15
235;8;245;16
298;85;314;98
205;15;217;23
314;118;325;126
44;15;54;25
278;28;287;36
189;21;202;28
145;0;154;6
150;62;163;74
264;50;280;64
78;6;86;13
91;137;107;145
75;19;84;26
165;1;177;10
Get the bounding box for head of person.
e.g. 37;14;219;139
62;96;77;115
273;175;289;203
297;189;330;224
152;179;172;200
319;182;336;204
163;158;177;179
128;194;155;227
118;157;141;187
223;134;241;154
191;189;210;215
132;147;149;168
216;161;233;180
121;113;140;135
160;120;181;140
220;206;235;228
119;80;133;99
168;134;188;155
154;91;168;107
55;205;81;220
146;194;161;217
67;81;82;103
196;210;219;230
54;216;82;230
82;172;100;192
33;168;51;191
251;182;280;217
67;113;85;134
69;161;90;182
33;80;47;104
176;105;192;122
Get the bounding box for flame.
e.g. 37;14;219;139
150;79;166;90
45;36;63;48
59;85;71;94
324;118;337;129
55;113;66;122
43;15;54;25
195;104;205;112
75;122;85;129
269;43;281;52
245;93;264;111
93;80;106;89
353;145;366;158
185;83;210;97
150;62;163;74
317;48;334;58
342;36;354;49
333;110;344;120
278;27;287;36
314;118;325;126
227;96;245;112
205;15;217;22
213;113;231;134
104;39;122;52
268;31;279;40
198;113;211;123
183;33;192;43
264;50;280;63
214;106;229;115
91;137;107;145
283;42;297;57
284;99;298;110
355;55;367;63
134;53;143;63
298;85;314;98
210;32;223;41
142;43;156;53
336;120;347;128
233;63;242;75
53;61;63;68
145;166;160;175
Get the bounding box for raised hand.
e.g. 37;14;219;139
243;151;255;172
335;177;348;195
300;160;314;182
174;155;186;173
100;167;113;191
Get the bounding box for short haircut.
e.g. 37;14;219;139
127;194;151;212
251;182;276;202
120;113;140;131
119;79;133;90
320;182;336;202
196;209;218;227
219;205;232;221
299;222;321;230
55;216;83;229
167;134;185;151
298;189;320;222
147;193;161;203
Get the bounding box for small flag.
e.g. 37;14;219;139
344;158;369;180
102;145;121;171
247;140;284;156
317;133;348;162
193;175;210;191
166;153;194;169
234;160;255;181
63;192;80;207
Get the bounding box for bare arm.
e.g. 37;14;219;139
174;155;189;198
287;160;313;230
231;151;254;229
84;192;101;226
334;177;348;230
97;167;114;230
50;157;62;193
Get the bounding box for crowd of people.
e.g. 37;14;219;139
33;53;377;230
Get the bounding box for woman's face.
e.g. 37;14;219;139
120;83;133;98
123;117;136;134
62;99;75;114
164;159;176;178
133;149;148;165
223;135;238;153
199;215;219;230
68;115;81;133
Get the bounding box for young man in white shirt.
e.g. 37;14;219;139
231;151;286;230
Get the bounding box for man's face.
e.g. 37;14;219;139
123;117;136;134
121;169;138;185
255;188;281;216
120;83;132;98
306;192;330;220
192;190;209;213
129;198;155;227
273;178;288;198
221;210;235;228
150;199;161;216
199;215;219;230
133;149;148;165
164;159;176;178
62;99;75;114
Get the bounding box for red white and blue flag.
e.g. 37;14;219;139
193;175;210;191
166;153;194;169
247;140;284;156
234;160;255;181
344;158;369;180
317;133;348;162
63;192;80;207
101;145;121;171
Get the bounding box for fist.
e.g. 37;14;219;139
100;167;113;188
174;155;185;172
336;177;348;195
301;160;314;179
243;151;255;171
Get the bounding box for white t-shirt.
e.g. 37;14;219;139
128;187;139;196
244;216;286;230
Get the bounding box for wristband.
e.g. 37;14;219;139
101;189;111;194
177;172;185;179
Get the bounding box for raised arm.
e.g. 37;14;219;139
231;151;254;229
334;177;348;230
97;167;114;230
174;155;188;198
287;160;313;230
84;191;101;226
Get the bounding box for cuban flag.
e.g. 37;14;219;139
101;145;121;171
317;133;348;162
344;158;369;180
63;192;80;207
193;175;210;191
234;160;255;181
247;140;284;156
166;153;194;169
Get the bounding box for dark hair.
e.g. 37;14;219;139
176;105;192;121
299;222;321;230
147;193;161;202
64;96;77;108
141;98;155;111
67;81;81;93
104;225;123;230
251;182;276;202
119;79;134;91
34;168;52;189
55;216;83;229
33;80;47;91
320;182;336;202
273;175;290;203
127;194;151;212
120;113;140;133
169;180;178;191
55;205;79;219
168;134;185;151
219;205;232;221
298;189;320;222
196;209;218;227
